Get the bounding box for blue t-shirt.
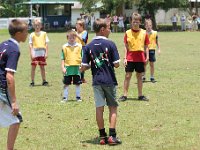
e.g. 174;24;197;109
82;36;120;86
0;39;20;82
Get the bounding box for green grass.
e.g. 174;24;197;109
0;31;200;150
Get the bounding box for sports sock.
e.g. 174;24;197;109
109;128;116;137
75;85;81;97
63;86;69;99
99;128;107;137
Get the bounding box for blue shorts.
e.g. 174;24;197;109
93;85;118;107
149;50;156;62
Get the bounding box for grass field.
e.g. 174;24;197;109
0;30;200;150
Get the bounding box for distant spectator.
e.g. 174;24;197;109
180;13;186;31
118;14;125;32
187;16;192;31
90;13;95;31
192;13;198;31
124;16;130;31
171;13;178;31
105;14;112;31
197;14;200;30
53;20;59;29
112;14;118;32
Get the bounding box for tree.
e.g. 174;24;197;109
135;0;189;29
0;0;29;17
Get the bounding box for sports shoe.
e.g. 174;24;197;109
99;136;108;145
81;78;87;83
76;97;82;102
119;96;127;101
29;82;34;87
107;136;122;145
150;77;156;83
142;77;146;82
138;96;149;101
60;97;68;103
42;81;49;86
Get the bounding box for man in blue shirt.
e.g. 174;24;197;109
80;18;121;145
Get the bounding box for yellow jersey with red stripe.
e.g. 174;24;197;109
126;29;146;51
62;43;82;66
148;30;157;50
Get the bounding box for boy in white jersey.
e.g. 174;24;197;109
143;19;160;82
61;30;82;102
29;18;49;86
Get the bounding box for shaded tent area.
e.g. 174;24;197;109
22;0;78;29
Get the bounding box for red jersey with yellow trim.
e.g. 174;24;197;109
124;29;149;62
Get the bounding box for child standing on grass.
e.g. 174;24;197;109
143;19;160;82
80;18;121;145
61;30;82;102
119;12;149;101
29;18;49;86
0;19;28;150
76;19;88;83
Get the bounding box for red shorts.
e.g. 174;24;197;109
31;57;47;66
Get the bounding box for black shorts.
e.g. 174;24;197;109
63;75;82;85
125;62;145;73
149;50;156;62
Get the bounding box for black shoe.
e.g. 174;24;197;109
42;81;48;86
100;136;108;145
142;77;146;82
119;96;127;101
150;77;156;83
138;96;149;101
30;82;34;87
107;136;122;145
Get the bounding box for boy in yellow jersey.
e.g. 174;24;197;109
61;30;82;102
75;19;88;83
119;12;149;101
29;18;49;86
143;19;160;82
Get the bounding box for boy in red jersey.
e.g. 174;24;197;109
119;12;149;101
143;19;160;82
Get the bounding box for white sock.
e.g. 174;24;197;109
63;86;69;99
75;85;81;98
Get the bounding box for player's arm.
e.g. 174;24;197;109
145;33;150;62
45;43;48;59
6;71;19;116
156;35;161;54
123;33;128;66
61;50;66;74
29;35;34;59
45;34;49;59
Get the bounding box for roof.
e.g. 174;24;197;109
23;0;79;4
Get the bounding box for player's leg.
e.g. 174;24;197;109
7;123;20;150
30;65;36;86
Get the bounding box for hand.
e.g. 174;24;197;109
157;49;161;55
62;67;66;74
123;58;127;67
45;54;48;59
11;102;19;116
145;57;149;62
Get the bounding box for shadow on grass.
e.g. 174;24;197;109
81;137;100;145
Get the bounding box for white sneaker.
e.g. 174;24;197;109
61;97;68;103
76;97;82;102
